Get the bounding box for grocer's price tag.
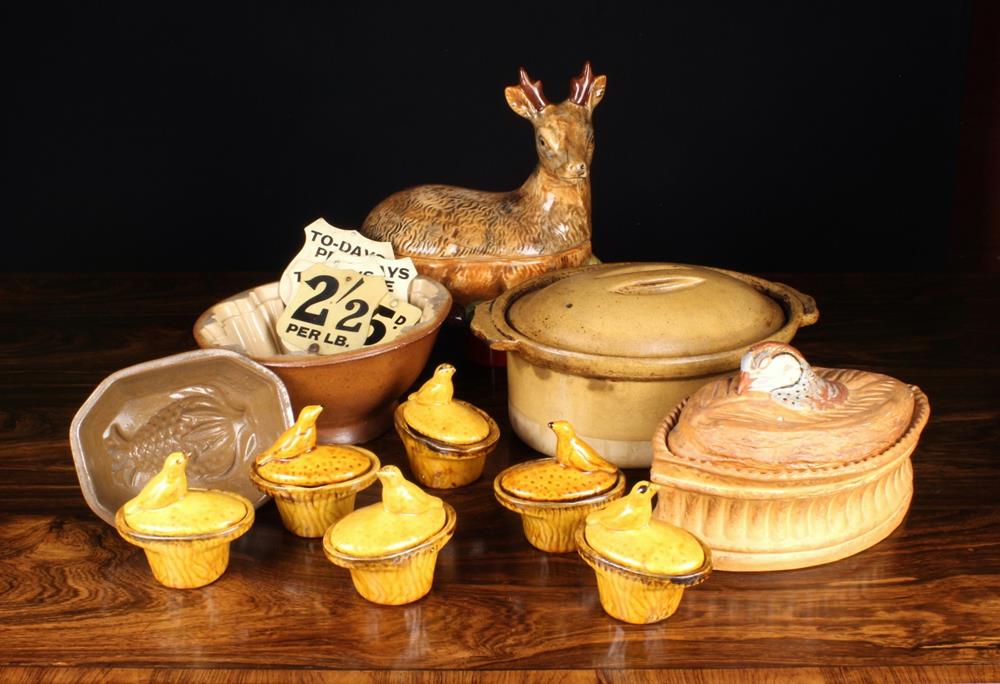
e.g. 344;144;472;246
279;255;417;305
331;256;416;300
364;294;424;347
277;264;388;354
279;218;395;304
279;258;324;305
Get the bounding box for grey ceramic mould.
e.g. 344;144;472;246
70;349;294;525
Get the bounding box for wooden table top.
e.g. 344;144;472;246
1;272;998;683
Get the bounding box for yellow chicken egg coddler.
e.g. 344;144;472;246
576;481;711;624
115;452;255;589
323;466;456;605
494;420;625;553
395;363;500;489
250;405;380;537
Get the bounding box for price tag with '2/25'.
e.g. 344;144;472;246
277;264;388;353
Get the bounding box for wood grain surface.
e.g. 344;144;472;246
0;272;998;682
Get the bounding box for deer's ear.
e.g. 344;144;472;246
588;75;607;112
506;86;540;120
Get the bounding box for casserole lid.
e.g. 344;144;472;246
472;262;818;380
507;263;784;358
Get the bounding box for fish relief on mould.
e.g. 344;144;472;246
104;384;257;489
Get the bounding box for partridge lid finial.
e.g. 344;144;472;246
737;342;847;410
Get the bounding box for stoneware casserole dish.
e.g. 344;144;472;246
471;262;818;467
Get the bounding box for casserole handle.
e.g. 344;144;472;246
470;302;520;351
780;283;819;326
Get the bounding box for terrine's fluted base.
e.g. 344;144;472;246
651;388;928;572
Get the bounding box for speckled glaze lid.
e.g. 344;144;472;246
498;459;619;503
255;444;376;486
473;262;818;380
508;263;784;358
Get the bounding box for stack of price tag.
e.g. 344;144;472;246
276;219;424;354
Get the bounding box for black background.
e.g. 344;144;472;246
5;2;972;273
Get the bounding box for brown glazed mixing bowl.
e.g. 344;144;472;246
194;277;451;443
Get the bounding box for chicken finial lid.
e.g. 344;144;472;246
584;480;706;576
401;363;491;444
498;420;619;502
667;341;918;469
326;466;448;557
253;405;376;486
121;451;250;537
737;342;848;410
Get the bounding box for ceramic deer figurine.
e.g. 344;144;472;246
362;63;607;304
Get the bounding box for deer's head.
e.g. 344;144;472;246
505;62;607;183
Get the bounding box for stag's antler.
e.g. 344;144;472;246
568;61;596;106
517;67;549;111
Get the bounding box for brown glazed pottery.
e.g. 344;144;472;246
471;262;818;468
651;342;930;571
362;63;607;305
193;277;452;443
70;349;294;525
